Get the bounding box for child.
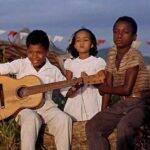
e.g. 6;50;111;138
0;30;72;150
64;28;106;121
86;16;150;150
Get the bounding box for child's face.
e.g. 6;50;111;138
27;44;47;70
74;31;93;54
113;21;136;49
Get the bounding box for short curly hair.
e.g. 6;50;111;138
113;16;137;35
26;30;49;50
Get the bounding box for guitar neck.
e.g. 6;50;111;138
25;78;82;96
24;70;105;97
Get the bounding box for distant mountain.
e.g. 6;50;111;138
97;48;109;60
49;41;65;55
144;56;150;65
98;48;150;65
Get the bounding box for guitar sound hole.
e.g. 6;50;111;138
17;87;26;98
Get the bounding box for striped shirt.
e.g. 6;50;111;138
106;47;149;98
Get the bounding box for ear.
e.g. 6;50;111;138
133;34;137;41
46;51;49;55
74;43;78;49
91;44;94;48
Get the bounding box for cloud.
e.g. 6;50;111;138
0;0;150;55
1;0;149;28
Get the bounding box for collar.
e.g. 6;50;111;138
25;57;54;71
112;46;137;59
76;56;94;63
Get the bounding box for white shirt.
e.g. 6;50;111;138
64;56;106;121
0;57;66;108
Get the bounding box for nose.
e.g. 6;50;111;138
116;31;123;38
79;40;84;46
32;52;38;59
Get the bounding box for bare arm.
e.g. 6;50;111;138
99;65;139;96
65;70;73;80
65;70;77;98
65;70;84;98
101;71;113;110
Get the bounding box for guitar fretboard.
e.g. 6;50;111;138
25;77;83;96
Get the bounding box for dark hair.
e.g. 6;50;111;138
113;16;137;35
67;28;98;58
26;30;49;50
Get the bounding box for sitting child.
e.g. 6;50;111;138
64;28;106;121
0;30;72;150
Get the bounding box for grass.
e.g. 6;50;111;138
0;119;20;150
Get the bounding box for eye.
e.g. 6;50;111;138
124;31;130;34
75;39;80;42
27;50;33;54
113;30;117;34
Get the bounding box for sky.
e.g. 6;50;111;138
0;0;150;56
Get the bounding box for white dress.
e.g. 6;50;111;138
64;56;106;121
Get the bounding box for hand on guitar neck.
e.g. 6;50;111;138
66;70;106;98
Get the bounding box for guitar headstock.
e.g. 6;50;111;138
83;70;105;85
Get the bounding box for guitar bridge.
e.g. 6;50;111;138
0;84;5;108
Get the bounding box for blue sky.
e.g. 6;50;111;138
0;0;150;56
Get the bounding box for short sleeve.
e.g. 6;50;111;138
54;66;66;82
95;57;106;72
64;59;72;70
105;49;116;73
126;50;144;69
54;66;68;96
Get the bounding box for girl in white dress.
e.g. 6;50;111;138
64;28;106;121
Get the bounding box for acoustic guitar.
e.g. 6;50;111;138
0;70;105;121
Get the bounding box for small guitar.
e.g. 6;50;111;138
0;70;105;121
